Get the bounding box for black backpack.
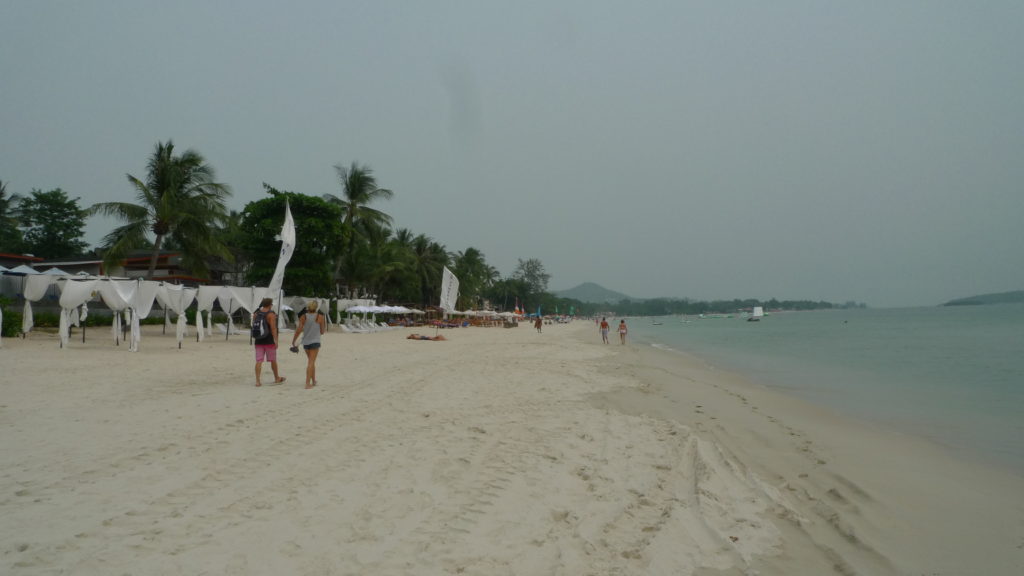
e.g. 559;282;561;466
252;311;270;339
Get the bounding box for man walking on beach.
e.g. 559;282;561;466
599;317;610;344
253;297;286;386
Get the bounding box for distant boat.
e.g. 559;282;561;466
652;319;663;325
748;306;764;322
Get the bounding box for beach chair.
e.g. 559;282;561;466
344;318;371;333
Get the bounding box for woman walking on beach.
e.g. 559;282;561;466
618;319;628;345
291;300;327;389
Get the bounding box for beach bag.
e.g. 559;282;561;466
251;311;269;339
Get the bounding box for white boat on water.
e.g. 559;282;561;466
747;306;764;322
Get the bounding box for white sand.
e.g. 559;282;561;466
1;321;1022;575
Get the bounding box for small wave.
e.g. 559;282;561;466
650;342;680;354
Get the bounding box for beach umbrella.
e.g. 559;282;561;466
7;264;39;275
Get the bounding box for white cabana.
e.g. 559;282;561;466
21;274;60;335
97;279;138;346
56;278;97;348
160;284;197;348
194;285;222;341
129;280;162;352
41;267;70;276
6;275;374;349
218;286;261;337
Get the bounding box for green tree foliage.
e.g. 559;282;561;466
604;297;837;316
212;209;249;282
16;188;90;258
512;258;550;294
510;257;550;310
323;162;394;290
483;276;531;313
373;228;419;303
452;247;498;310
409;234;449;307
89;140;232;278
241;187;343;296
0;180;25;253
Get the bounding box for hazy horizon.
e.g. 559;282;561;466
3;1;1022;308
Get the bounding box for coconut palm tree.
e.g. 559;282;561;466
0;180;24;253
452;247;494;310
322;162;393;290
90;140;232;278
371;227;418;302
410;234;449;307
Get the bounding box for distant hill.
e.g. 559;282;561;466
555;282;633;304
942;290;1024;306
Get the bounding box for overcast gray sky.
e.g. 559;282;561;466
3;1;1022;307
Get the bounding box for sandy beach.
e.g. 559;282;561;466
1;320;1022;575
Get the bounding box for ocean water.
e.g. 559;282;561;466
627;304;1024;474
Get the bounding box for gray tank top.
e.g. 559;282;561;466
300;312;322;346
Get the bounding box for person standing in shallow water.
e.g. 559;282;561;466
253;297;285;386
599;317;610;344
618;319;628;345
291;300;327;389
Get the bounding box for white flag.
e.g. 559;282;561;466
266;200;296;307
440;266;459;312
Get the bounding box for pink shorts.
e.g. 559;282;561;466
254;344;277;362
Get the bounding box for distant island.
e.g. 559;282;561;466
553;282;864;315
942;290;1024;306
554;282;632;304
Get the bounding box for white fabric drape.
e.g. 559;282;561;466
195;285;221;341
57;279;98;348
217;287;248;336
161;284;197;346
5;277;352;350
225;286;256;314
98;279;137;345
128;280;161;352
22;274;57;334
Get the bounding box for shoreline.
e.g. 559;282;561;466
628;306;1024;478
1;321;1022;574
588;323;1024;575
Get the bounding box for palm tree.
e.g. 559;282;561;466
373;227;418;302
322;162;394;291
410;234;449;307
90;140;232;278
214;209;248;284
0;180;24;252
453;247;493;310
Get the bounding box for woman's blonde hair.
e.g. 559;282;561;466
306;300;319;313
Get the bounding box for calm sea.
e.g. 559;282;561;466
627;304;1024;474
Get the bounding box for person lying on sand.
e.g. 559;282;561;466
407;334;447;341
